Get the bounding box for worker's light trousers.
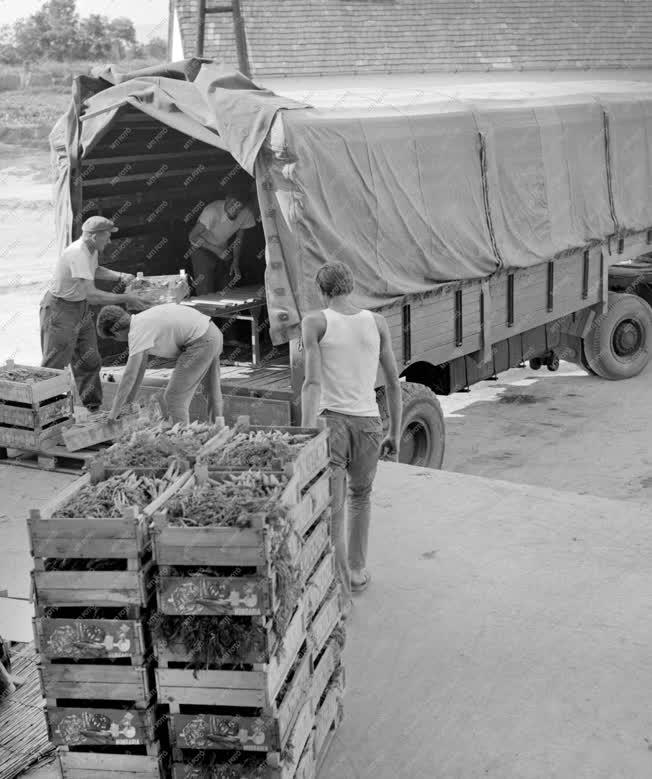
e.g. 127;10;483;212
159;322;222;425
320;410;383;605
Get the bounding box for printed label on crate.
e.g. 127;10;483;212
174;713;272;750
161;576;269;615
50;709;150;746
42;620;134;659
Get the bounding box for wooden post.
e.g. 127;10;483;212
232;0;251;78
168;0;175;60
197;0;207;57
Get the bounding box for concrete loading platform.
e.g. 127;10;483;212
321;463;652;779
1;462;651;779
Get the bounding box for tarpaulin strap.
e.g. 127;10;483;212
602;109;620;237
478;132;504;271
481;278;493;365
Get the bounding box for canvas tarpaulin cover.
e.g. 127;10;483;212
50;66;652;345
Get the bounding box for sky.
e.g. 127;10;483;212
0;0;172;41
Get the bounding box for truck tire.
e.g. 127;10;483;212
376;382;446;469
583;292;652;380
577;343;598;376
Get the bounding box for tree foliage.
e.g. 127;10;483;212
5;0;147;63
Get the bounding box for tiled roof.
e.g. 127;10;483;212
176;0;652;76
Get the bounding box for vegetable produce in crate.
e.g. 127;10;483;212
166;471;288;528
106;421;226;467
52;464;183;518
153;614;268;671
201;430;314;470
0;366;58;383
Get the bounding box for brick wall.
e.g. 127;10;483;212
176;0;652;76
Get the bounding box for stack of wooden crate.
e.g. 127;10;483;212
0;362;73;454
28;473;164;779
148;419;345;779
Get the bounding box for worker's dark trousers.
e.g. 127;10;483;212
190;247;231;296
39;292;103;410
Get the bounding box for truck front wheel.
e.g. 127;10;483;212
583;292;652;380
377;382;446;469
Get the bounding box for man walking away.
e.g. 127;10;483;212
40;216;147;411
189;193;257;295
96;303;223;425
300;262;402;614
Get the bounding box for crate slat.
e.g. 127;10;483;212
29;517;146;559
59;750;161;778
313;681;344;761
0;418;71;450
294;732;315;779
310;641;339;713
309;589;341;659
0;364;71;405
35;618;147;662
40;663;151;706
304;553;335;621
0;395;72;428
33;569;149;608
48;706;157;747
158;575;272;617
151;522;265;567
300;517;330;581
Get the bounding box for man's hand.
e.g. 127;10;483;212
107;409;120;423
229;262;242;284
121;273;135;284
380;434;400;461
125;295;149;311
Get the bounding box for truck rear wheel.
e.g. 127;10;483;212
377;382;446;469
583;292;652;380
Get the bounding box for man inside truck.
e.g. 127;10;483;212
301;262;402;614
96;303;223;424
188;192;258;296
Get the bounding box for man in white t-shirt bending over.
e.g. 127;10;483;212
189;194;257;295
96;304;223;424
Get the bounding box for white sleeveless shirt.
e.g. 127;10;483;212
318;308;380;417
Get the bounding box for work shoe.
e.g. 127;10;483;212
351;569;371;593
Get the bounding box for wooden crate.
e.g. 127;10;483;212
59;750;162;779
39;663;153;709
34;617;148;664
0;363;71;405
168;647;311;752
29;473;152;611
149;469;330;569
126;273;190;305
156;600;307;712
197;417;330;495
62;408;142;452
0;418;72;451
170;695;314;779
48;705;158;749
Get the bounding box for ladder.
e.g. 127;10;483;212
196;0;251;77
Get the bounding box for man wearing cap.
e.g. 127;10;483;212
40;216;147;411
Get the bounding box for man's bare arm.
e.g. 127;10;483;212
125;354;148;403
95;267;133;285
300;314;325;427
79;280;147;309
109;351;147;421
376;314;402;453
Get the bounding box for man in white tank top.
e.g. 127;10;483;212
301;263;402;613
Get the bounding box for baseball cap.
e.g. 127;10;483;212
82;216;118;234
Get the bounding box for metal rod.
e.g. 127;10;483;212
168;0;175;60
197;0;207;57
547;261;554;312
507;274;514;327
582;250;589;299
402;304;411;364
455;290;463;346
232;0;251;78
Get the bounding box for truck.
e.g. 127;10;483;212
50;60;652;468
